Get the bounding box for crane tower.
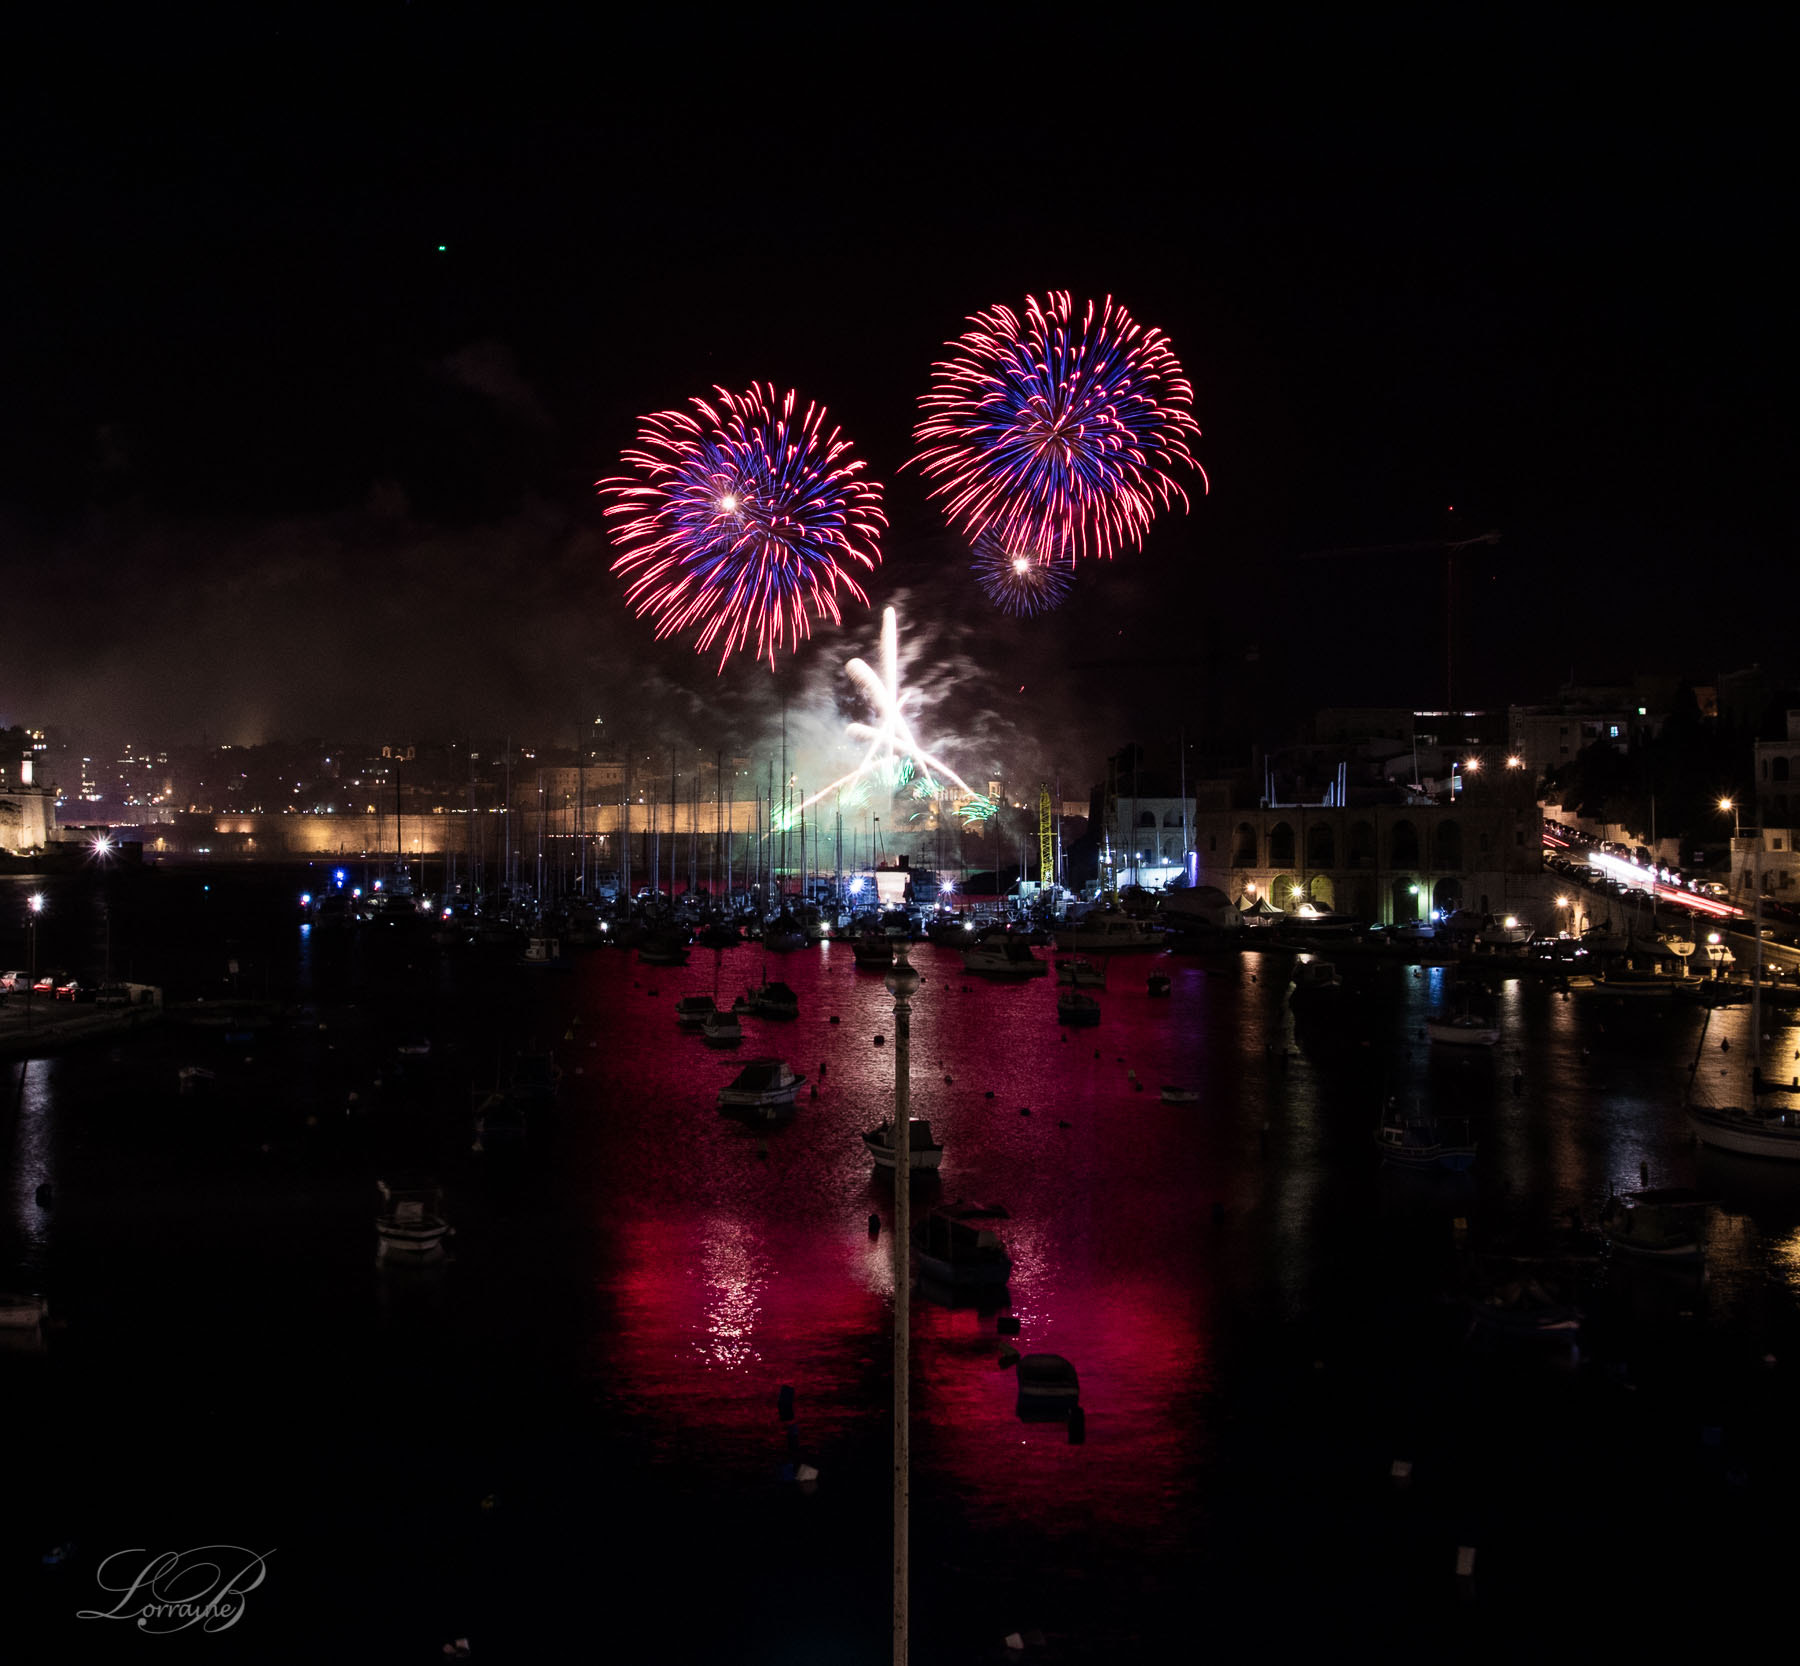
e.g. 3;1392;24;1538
1037;783;1053;890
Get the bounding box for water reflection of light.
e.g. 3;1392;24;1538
696;1217;769;1371
4;1058;55;1256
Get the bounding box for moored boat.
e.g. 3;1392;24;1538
1052;911;1162;953
1055;957;1105;987
746;979;799;1020
1015;1352;1081;1420
862;1117;944;1171
716;1057;805;1119
701;1008;743;1047
1375;1106;1476;1170
1599;1188;1708;1262
1056;991;1101;1026
675;994;717;1029
1426;1013;1501;1047
375;1181;452;1256
962;935;1048;978
1160;1086;1200;1104
914;1203;1011;1286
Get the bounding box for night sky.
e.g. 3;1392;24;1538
3;14;1791;774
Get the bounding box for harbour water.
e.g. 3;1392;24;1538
8;866;1800;1660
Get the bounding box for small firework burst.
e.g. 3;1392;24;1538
971;533;1075;617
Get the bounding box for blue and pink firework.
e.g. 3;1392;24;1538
599;384;885;671
971;532;1075;617
912;291;1205;563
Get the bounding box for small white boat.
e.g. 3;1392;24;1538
962;936;1048;978
1055;957;1106;987
675;994;717;1029
375;1182;452;1255
1015;1353;1081;1419
1160;1086;1201;1104
0;1292;49;1329
1056;991;1102;1027
1478;914;1533;948
862;1117;945;1171
1425;1014;1501;1047
702;1008;743;1047
1686;1101;1800;1160
716;1057;805;1119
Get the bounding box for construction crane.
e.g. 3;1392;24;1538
1297;527;1500;709
1037;783;1053;892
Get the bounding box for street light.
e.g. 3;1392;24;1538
882;943;920;1665
26;891;44;1032
1720;797;1741;839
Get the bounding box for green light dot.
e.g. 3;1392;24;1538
437;244;447;253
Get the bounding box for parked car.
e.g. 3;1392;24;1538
94;983;134;1007
0;969;30;991
32;970;67;995
54;977;92;1002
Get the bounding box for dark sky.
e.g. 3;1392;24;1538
2;13;1792;778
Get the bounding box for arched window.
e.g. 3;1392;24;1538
1306;823;1335;868
1434;877;1463;912
1776;757;1791;783
1163;836;1181;860
1307;874;1335;909
1347;821;1375;869
1138;810;1157;828
1163;809;1185;826
1435;819;1463;870
1268;821;1295;867
1391;877;1421;922
1390;819;1419;867
1232;823;1258;867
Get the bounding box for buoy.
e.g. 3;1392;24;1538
1391;1459;1413;1482
34;1183;52;1206
820;1062;827;1075
1067;1405;1086;1443
648;987;658;996
873;1035;885;1047
1005;1634;1026;1652
1020;1107;1031;1117
1058;1119;1071;1128
998;1345;1020;1369
1133;1081;1143;1092
756;1141;769;1159
778;1384;796;1420
810;1086;818;1099
868;1213;881;1236
1093;1049;1100;1059
1456;1546;1477;1578
564;1028;574;1041
997;1315;1021;1335
830;1015;840;1025
1126;1068;1137;1080
1640;1160;1650;1185
1060;1034;1067;1042
1722;1038;1731;1051
944;1074;953;1084
795;1463;819;1483
985;1090;995;1099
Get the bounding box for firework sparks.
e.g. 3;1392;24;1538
911;291;1205;562
971;532;1075;617
791;605;986;824
599;384;885;671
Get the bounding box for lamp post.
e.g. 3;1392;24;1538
26;891;44;1032
1720;798;1744;905
883;942;919;1666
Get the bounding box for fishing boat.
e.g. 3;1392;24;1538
716;1057;805;1119
861;1117;945;1172
674;994;717;1029
1374;1105;1476;1170
701;1008;742;1047
1056;990;1101;1027
520;935;570;969
1599;1188;1708;1263
375;1181;452;1256
1425;1013;1501;1047
1477;913;1533;948
637;931;691;967
1015;1353;1081;1420
1160;1085;1201;1104
1055;957;1106;987
913;1203;1011;1286
962;935;1048;978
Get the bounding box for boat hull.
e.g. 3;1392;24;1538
1687;1105;1800;1160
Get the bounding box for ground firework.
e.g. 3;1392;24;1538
971;533;1075;617
912;292;1205;562
599;384;885;671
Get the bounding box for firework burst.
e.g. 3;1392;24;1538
599;384;885;671
911;291;1205;562
971;533;1075;617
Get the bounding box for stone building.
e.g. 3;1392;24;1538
1189;797;1543;924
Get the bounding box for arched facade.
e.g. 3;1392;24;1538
1390;820;1419;866
1268;822;1295;867
1306;822;1335;868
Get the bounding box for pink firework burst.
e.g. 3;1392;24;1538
910;291;1206;562
599;384;886;671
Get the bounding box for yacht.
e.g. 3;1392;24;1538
1052;911;1162;953
1015;1353;1081;1420
745;979;800;1020
851;933;895;970
1055;957;1106;987
961;935;1048;978
861;1117;945;1172
675;995;718;1029
1374;1108;1476;1171
1599;1188;1707;1263
1425;1013;1501;1047
1478;913;1533;948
